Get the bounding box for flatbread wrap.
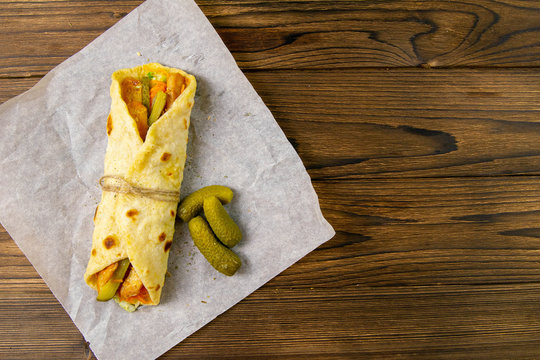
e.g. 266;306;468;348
84;63;196;311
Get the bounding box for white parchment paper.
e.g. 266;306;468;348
0;0;335;359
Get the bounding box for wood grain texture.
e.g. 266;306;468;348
245;68;540;179
315;176;540;287
2;0;540;359
202;0;540;69
4;68;540;180
0;1;143;77
6;226;540;360
160;284;540;359
4;174;540;358
3;67;540;359
3;0;540;76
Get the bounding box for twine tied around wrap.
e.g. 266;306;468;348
99;175;180;203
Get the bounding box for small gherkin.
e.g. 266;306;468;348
178;185;233;222
203;196;242;248
188;216;241;276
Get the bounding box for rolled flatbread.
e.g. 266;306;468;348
84;63;196;308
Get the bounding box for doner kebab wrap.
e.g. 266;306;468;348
84;63;196;311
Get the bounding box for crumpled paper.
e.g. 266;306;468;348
0;0;335;359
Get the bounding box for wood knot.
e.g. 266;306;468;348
112;11;127;19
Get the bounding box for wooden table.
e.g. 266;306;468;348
2;0;540;358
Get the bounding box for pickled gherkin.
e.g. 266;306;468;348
96;258;130;301
177;185;233;222
141;76;150;110
188;216;241;276
203;196;242;248
148;91;166;125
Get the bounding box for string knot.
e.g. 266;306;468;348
99;175;180;203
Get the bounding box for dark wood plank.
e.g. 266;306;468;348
5;232;540;360
0;0;143;77
202;0;540;69
162;284;540;359
4;233;540;360
5;174;540;358
3;1;540;359
4;172;540;292
0;228;90;359
5;68;540;180
247;68;540;179
0;77;40;103
3;0;540;76
313;176;540;287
